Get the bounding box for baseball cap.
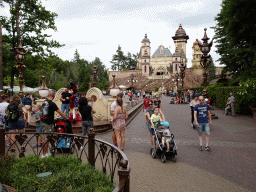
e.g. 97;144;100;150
160;121;169;128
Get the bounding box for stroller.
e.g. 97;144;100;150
54;119;74;154
150;122;177;163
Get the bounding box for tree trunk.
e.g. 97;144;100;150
16;0;21;42
0;22;3;90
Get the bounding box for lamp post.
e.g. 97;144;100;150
174;73;180;94
179;62;186;93
14;39;30;97
9;48;15;97
91;65;98;87
197;28;214;97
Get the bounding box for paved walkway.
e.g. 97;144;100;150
97;96;256;192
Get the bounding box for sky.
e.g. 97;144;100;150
1;0;223;69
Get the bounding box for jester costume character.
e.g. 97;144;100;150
69;81;78;123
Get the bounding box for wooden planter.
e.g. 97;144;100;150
251;108;256;119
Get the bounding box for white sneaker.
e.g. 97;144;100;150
45;153;51;157
41;154;46;158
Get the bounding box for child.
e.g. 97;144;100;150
158;121;172;152
150;108;162;129
30;105;42;148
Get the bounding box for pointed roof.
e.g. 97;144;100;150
142;33;150;43
172;24;189;40
152;45;172;57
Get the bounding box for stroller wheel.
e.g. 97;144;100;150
70;147;74;154
171;156;177;162
151;148;157;159
161;154;166;163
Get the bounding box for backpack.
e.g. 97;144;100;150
7;104;20;122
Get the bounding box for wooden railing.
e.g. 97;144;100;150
0;128;130;192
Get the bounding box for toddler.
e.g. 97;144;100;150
31;105;42;148
158;121;172;152
150;108;162;129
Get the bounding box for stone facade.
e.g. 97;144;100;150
137;24;189;79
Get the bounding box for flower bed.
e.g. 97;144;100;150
0;155;114;192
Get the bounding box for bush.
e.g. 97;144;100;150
1;155;114;192
0;154;17;184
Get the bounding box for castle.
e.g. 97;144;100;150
107;24;223;91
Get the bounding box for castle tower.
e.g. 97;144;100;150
172;24;189;57
191;39;203;75
172;47;181;74
137;34;151;76
191;39;202;68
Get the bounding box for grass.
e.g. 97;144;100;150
0;155;114;192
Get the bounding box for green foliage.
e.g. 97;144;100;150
0;154;17;184
1;0;63;57
213;0;256;80
110;45;138;71
1;155;114;192
236;78;256;109
207;56;216;82
206;83;222;99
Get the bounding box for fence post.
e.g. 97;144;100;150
88;128;95;166
0;128;5;156
118;160;130;192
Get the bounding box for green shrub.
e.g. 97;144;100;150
0;154;17;184
2;155;114;192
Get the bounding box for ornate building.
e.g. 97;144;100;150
137;24;189;78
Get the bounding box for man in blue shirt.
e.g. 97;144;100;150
194;96;212;151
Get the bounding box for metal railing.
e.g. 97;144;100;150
0;129;130;192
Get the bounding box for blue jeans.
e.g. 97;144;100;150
61;104;70;118
82;121;94;136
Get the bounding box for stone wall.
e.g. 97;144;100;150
107;69;142;82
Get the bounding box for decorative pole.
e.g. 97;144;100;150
197;28;214;97
14;39;29;98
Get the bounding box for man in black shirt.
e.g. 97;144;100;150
60;87;72;118
41;91;68;158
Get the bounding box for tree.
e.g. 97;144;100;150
110;45;126;71
207;56;216;82
91;57;109;90
1;0;63;57
0;22;3;90
213;0;256;80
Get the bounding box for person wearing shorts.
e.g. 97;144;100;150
194;96;212;152
40;91;67;158
31;105;42;148
6;95;27;153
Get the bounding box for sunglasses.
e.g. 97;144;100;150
199;100;204;101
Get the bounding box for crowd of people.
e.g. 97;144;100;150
0;85;236;156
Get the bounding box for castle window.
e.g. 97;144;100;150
175;64;177;71
144;60;146;63
175;58;177;61
145;66;146;72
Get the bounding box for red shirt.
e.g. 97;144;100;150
143;98;149;109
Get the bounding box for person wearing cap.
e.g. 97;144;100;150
111;93;123;147
157;121;172;152
154;95;161;109
194;96;212;152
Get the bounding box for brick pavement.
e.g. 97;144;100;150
4;96;256;191
97;96;256;192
